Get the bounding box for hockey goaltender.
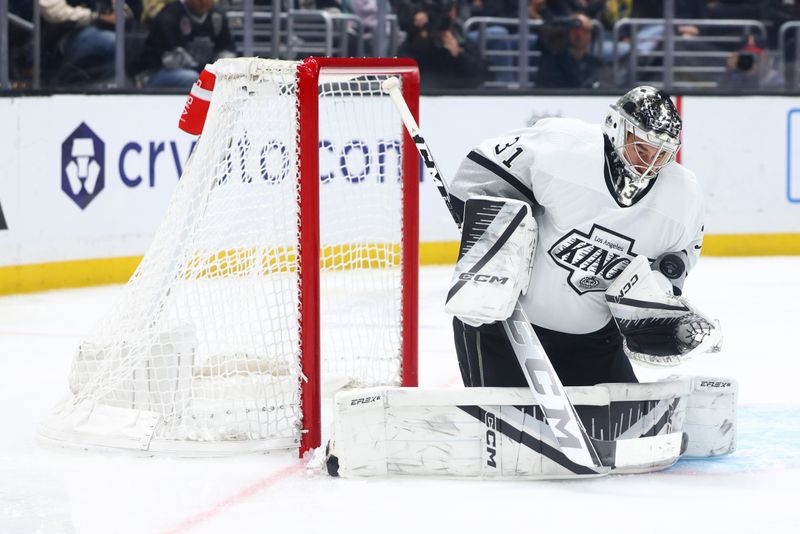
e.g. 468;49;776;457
324;86;736;480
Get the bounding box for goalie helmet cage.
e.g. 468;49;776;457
38;57;420;457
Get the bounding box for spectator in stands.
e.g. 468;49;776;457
39;0;142;85
627;0;711;84
529;0;545;25
142;0;175;25
460;0;524;83
631;0;708;52
536;13;602;87
763;0;800;50
297;0;344;10
631;0;707;20
8;0;35;87
345;0;394;56
706;1;763;21
597;0;632;63
137;0;237;88
398;0;489;89
277;0;360;55
463;0;517;19
763;0;800;87
543;0;605;18
722;33;784;89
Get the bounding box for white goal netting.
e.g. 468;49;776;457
40;58;414;454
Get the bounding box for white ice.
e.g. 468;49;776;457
1;259;799;534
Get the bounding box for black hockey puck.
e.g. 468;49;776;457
325;441;340;477
326;454;340;477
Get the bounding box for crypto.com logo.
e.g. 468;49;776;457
62;123;105;209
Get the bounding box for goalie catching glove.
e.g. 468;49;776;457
444;196;537;326
606;255;722;367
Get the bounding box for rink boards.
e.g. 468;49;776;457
0;93;799;293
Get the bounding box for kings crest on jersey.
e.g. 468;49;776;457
449;116;704;335
548;225;635;295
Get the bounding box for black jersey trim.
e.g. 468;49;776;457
457;405;599;475
604;295;690;312
466;151;537;205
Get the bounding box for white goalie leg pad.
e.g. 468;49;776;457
445;196;536;326
606;255;722;367
600;379;691;474
328;387;608;479
326;386;688;479
599;376;736;461
680;376;737;457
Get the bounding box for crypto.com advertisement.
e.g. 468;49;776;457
0;93;798;271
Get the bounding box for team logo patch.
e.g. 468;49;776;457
180;16;192;36
578;276;600;289
61;122;105;210
548;225;636;295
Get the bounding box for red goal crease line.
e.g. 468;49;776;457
160;463;305;534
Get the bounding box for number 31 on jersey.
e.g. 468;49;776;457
494;136;524;169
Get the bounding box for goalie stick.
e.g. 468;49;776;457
381;77;685;471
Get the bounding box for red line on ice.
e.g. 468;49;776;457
161;463;304;534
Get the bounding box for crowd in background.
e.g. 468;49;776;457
8;0;236;88
5;0;800;90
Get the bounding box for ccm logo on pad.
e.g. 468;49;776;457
459;273;509;284
485;411;498;468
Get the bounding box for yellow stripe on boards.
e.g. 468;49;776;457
0;256;143;295
419;241;460;265
701;234;800;256
2;234;799;295
0;244;404;295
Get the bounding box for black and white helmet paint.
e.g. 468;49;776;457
602;86;682;205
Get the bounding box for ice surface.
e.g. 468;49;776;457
1;259;798;534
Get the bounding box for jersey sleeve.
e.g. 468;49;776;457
654;177;705;294
680;174;705;277
447;128;540;218
684;219;704;274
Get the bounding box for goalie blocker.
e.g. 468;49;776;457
324;377;736;479
444;196;536;326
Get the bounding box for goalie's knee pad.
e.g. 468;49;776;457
445;196;537;326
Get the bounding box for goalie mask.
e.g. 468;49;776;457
602;86;681;206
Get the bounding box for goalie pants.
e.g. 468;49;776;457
453;318;638;387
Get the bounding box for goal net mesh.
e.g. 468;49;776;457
41;58;408;452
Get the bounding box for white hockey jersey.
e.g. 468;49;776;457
449;117;705;334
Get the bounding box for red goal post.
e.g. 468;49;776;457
297;58;420;454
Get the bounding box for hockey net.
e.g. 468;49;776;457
39;58;419;455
